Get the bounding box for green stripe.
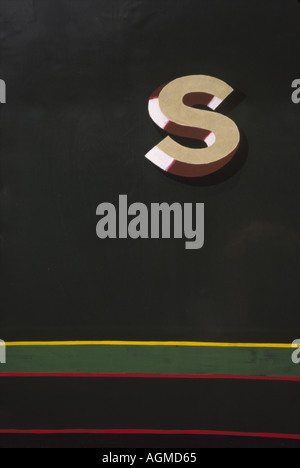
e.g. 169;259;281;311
0;345;299;377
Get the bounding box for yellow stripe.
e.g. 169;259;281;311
3;341;296;348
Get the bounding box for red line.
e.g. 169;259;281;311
0;373;300;381
0;429;300;439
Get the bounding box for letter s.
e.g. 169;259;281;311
292;340;300;364
146;75;240;178
292;79;300;104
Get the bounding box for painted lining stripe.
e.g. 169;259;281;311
4;341;297;348
0;429;300;439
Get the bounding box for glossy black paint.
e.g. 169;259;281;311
1;0;300;342
0;0;300;448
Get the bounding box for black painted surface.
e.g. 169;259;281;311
0;378;299;435
1;434;300;449
1;0;300;342
0;0;300;448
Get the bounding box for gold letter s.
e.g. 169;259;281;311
146;75;240;178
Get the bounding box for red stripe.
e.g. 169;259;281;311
0;429;300;439
0;373;300;381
